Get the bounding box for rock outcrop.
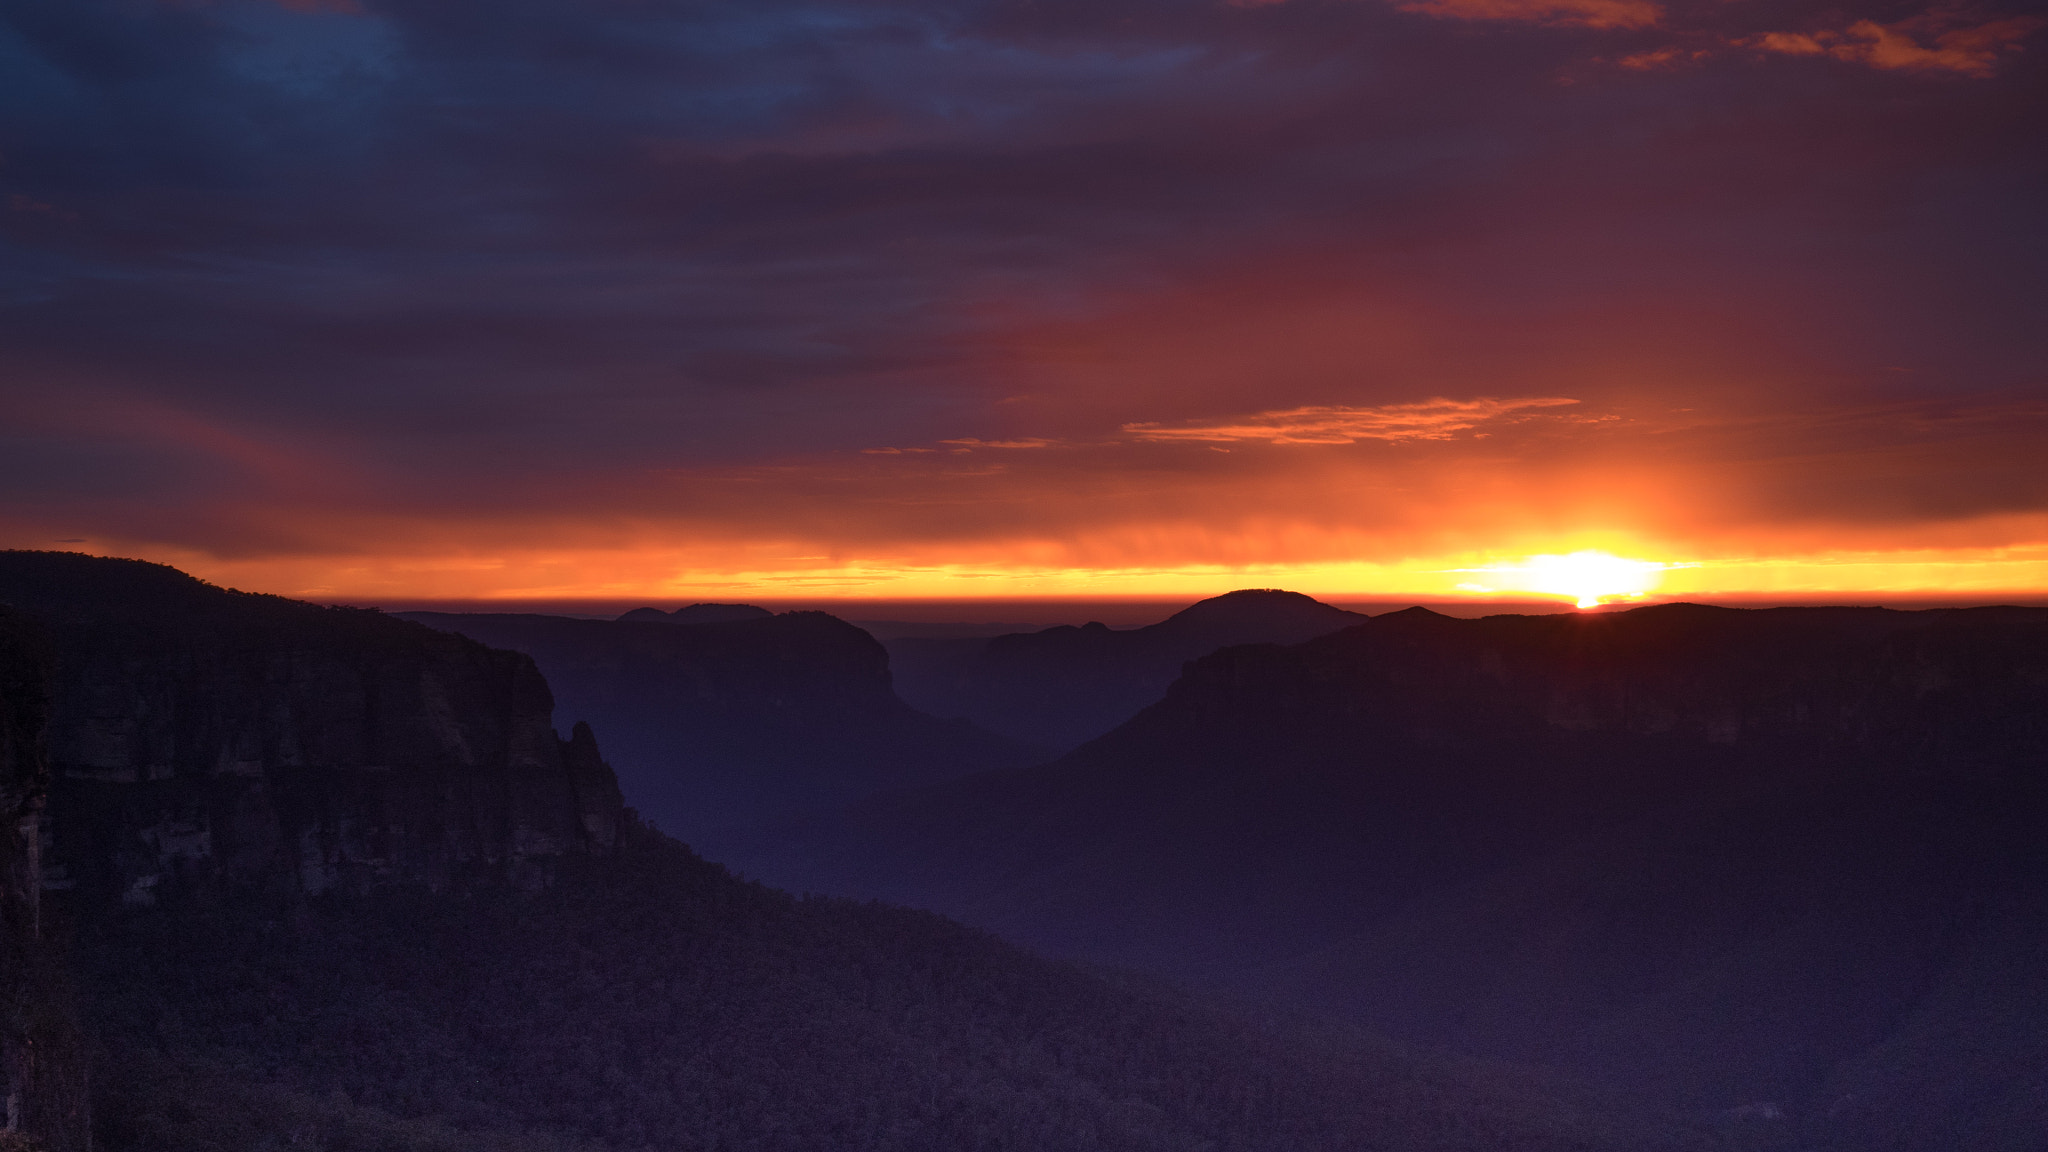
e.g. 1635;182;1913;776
0;552;626;908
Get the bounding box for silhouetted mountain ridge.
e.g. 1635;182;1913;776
616;603;773;625
888;588;1369;749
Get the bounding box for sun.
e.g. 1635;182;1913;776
1465;550;1669;608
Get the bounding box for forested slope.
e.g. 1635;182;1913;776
72;826;1732;1152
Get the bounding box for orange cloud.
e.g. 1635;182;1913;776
1748;31;1827;58
1123;396;1582;444
938;438;1060;449
1617;47;1683;70
1748;13;2045;77
1395;0;1661;30
17;391;2048;604
1616;45;1715;70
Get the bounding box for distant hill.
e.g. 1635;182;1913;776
888;589;1368;750
395;609;1049;860
616;603;773;625
765;602;2048;1148
0;552;1721;1152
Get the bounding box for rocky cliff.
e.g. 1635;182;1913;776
0;552;625;908
1;607;89;1152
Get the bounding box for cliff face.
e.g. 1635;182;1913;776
0;553;625;908
1;607;89;1152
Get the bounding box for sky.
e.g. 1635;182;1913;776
3;0;2045;606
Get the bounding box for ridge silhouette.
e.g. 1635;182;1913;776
888;588;1368;749
616;602;774;625
761;600;2048;1146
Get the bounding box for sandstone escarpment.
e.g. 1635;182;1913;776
0;553;626;908
1;607;88;1152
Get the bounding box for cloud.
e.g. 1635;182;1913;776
3;0;2046;598
1616;46;1683;70
1123;397;1583;445
1370;0;2042;77
1393;0;1661;30
1747;12;2045;77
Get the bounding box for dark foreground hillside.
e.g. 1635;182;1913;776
70;826;1731;1152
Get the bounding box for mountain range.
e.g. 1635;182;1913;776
759;602;2048;1150
10;551;2048;1151
885;588;1368;750
0;552;1722;1152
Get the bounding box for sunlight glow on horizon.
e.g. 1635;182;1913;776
1455;551;1676;609
73;539;2048;608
